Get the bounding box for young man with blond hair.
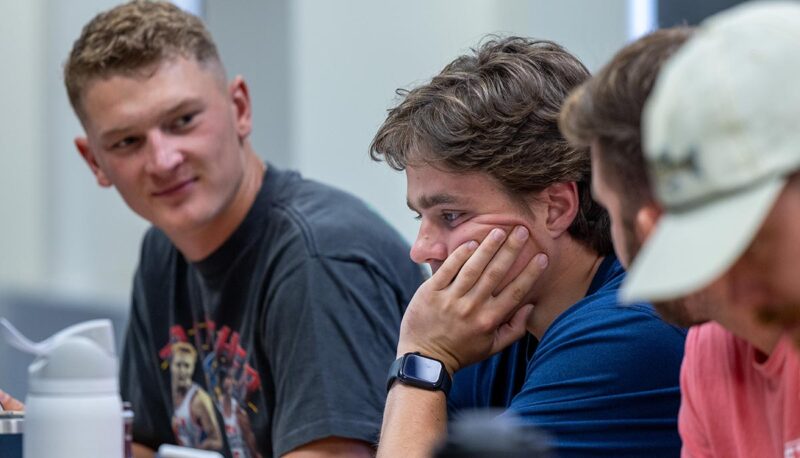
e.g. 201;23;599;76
168;342;223;451
62;1;424;456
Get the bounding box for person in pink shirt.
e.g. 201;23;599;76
619;3;800;352
558;15;800;457
680;322;800;457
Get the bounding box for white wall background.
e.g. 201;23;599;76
0;1;47;293
0;0;647;310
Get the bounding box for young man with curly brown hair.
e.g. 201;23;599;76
372;36;686;458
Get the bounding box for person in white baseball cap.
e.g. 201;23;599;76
561;17;800;457
622;1;800;343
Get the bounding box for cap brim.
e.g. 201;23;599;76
621;177;786;304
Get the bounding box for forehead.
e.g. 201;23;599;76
172;351;195;362
405;164;510;205
79;58;224;131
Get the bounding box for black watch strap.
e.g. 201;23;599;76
386;352;452;396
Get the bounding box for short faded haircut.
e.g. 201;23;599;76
559;27;695;213
370;36;612;256
64;0;222;118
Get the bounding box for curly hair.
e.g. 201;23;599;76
370;36;612;255
64;0;221;118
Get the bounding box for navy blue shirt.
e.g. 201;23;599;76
449;256;686;457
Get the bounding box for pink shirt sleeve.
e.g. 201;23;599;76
679;326;713;458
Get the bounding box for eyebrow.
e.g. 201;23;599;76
99;125;138;145
99;99;203;144
407;193;461;212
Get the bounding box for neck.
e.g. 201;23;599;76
526;238;604;340
752;330;782;362
173;384;188;402
715;312;782;357
171;144;265;261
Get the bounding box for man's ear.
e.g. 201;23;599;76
541;182;580;238
229;76;252;141
75;137;112;188
634;202;662;242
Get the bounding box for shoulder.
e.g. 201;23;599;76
531;289;686;391
550;257;685;344
135;226;181;284
262;168;423;288
265;168;411;259
140;226;176;259
684;322;749;380
537;257;686;367
686;321;741;358
545;290;687;351
190;387;212;404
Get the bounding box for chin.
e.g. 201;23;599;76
155;207;216;233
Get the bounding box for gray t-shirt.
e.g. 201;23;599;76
120;165;424;457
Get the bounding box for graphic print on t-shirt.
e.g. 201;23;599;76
786;438;800;458
160;322;263;458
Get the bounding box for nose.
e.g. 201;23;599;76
410;223;448;266
144;130;184;175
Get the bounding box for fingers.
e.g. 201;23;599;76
448;228;510;296
0;388;24;411
493;304;535;353
466;253;547;360
427;239;479;290
470;226;531;299
494;252;549;318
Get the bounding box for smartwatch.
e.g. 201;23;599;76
386;352;452;396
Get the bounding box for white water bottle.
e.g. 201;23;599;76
0;318;123;458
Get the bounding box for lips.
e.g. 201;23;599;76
152;177;198;197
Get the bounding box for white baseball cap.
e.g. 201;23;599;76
621;1;800;303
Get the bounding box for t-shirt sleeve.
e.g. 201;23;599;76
678;327;713;458
506;304;686;458
265;255;404;456
120;266;175;451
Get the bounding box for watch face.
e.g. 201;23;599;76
402;354;442;384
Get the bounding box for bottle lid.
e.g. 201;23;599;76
28;335;119;394
1;319;119;395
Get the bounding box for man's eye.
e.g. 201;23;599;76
172;113;197;130
412;212;422;221
111;136;140;150
442;212;462;223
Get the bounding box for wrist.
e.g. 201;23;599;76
396;344;458;377
387;352;453;396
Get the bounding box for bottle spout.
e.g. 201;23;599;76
0;317;116;357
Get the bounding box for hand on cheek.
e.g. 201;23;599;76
462;222;542;297
397;226;548;376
